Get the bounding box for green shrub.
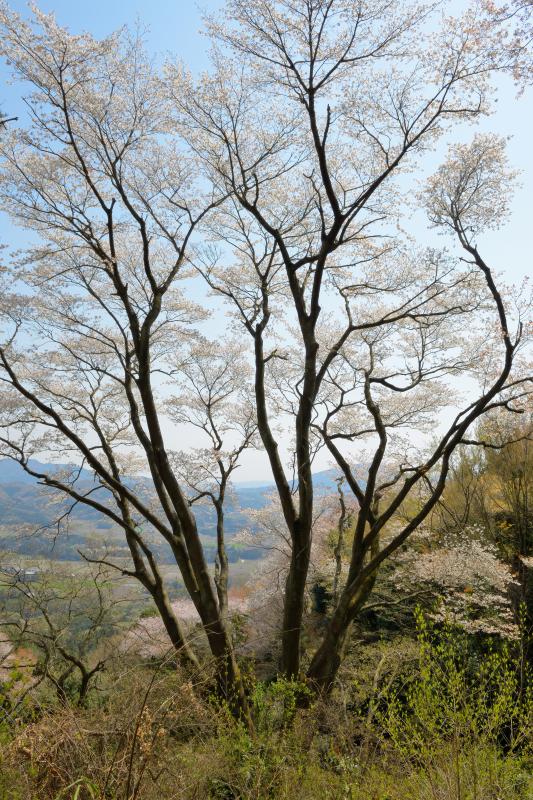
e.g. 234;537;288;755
367;610;532;799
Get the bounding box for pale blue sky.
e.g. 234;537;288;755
3;0;223;67
0;1;531;480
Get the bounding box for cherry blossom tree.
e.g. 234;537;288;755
0;0;530;702
0;4;253;718
483;0;533;86
168;338;257;617
174;0;532;686
391;526;521;639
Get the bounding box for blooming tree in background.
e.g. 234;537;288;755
393;526;520;639
168;338;257;617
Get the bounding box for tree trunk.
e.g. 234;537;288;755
280;323;319;677
333;479;349;606
202;611;253;727
307;577;377;693
77;669;92;706
281;528;312;678
150;581;199;668
306;617;352;693
214;500;229;619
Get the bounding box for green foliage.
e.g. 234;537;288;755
366;610;532;799
139;604;159;619
251;677;313;732
374;610;532;757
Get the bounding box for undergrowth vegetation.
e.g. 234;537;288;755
1;615;531;800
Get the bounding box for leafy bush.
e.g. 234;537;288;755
368;611;532;799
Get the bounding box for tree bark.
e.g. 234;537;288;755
149;580;199;668
306;577;376;693
333;479;349;606
214;497;229;619
281;526;312;677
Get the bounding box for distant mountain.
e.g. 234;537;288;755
0;460;347;509
0;458;88;485
0;459;353;562
233;478;275;489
